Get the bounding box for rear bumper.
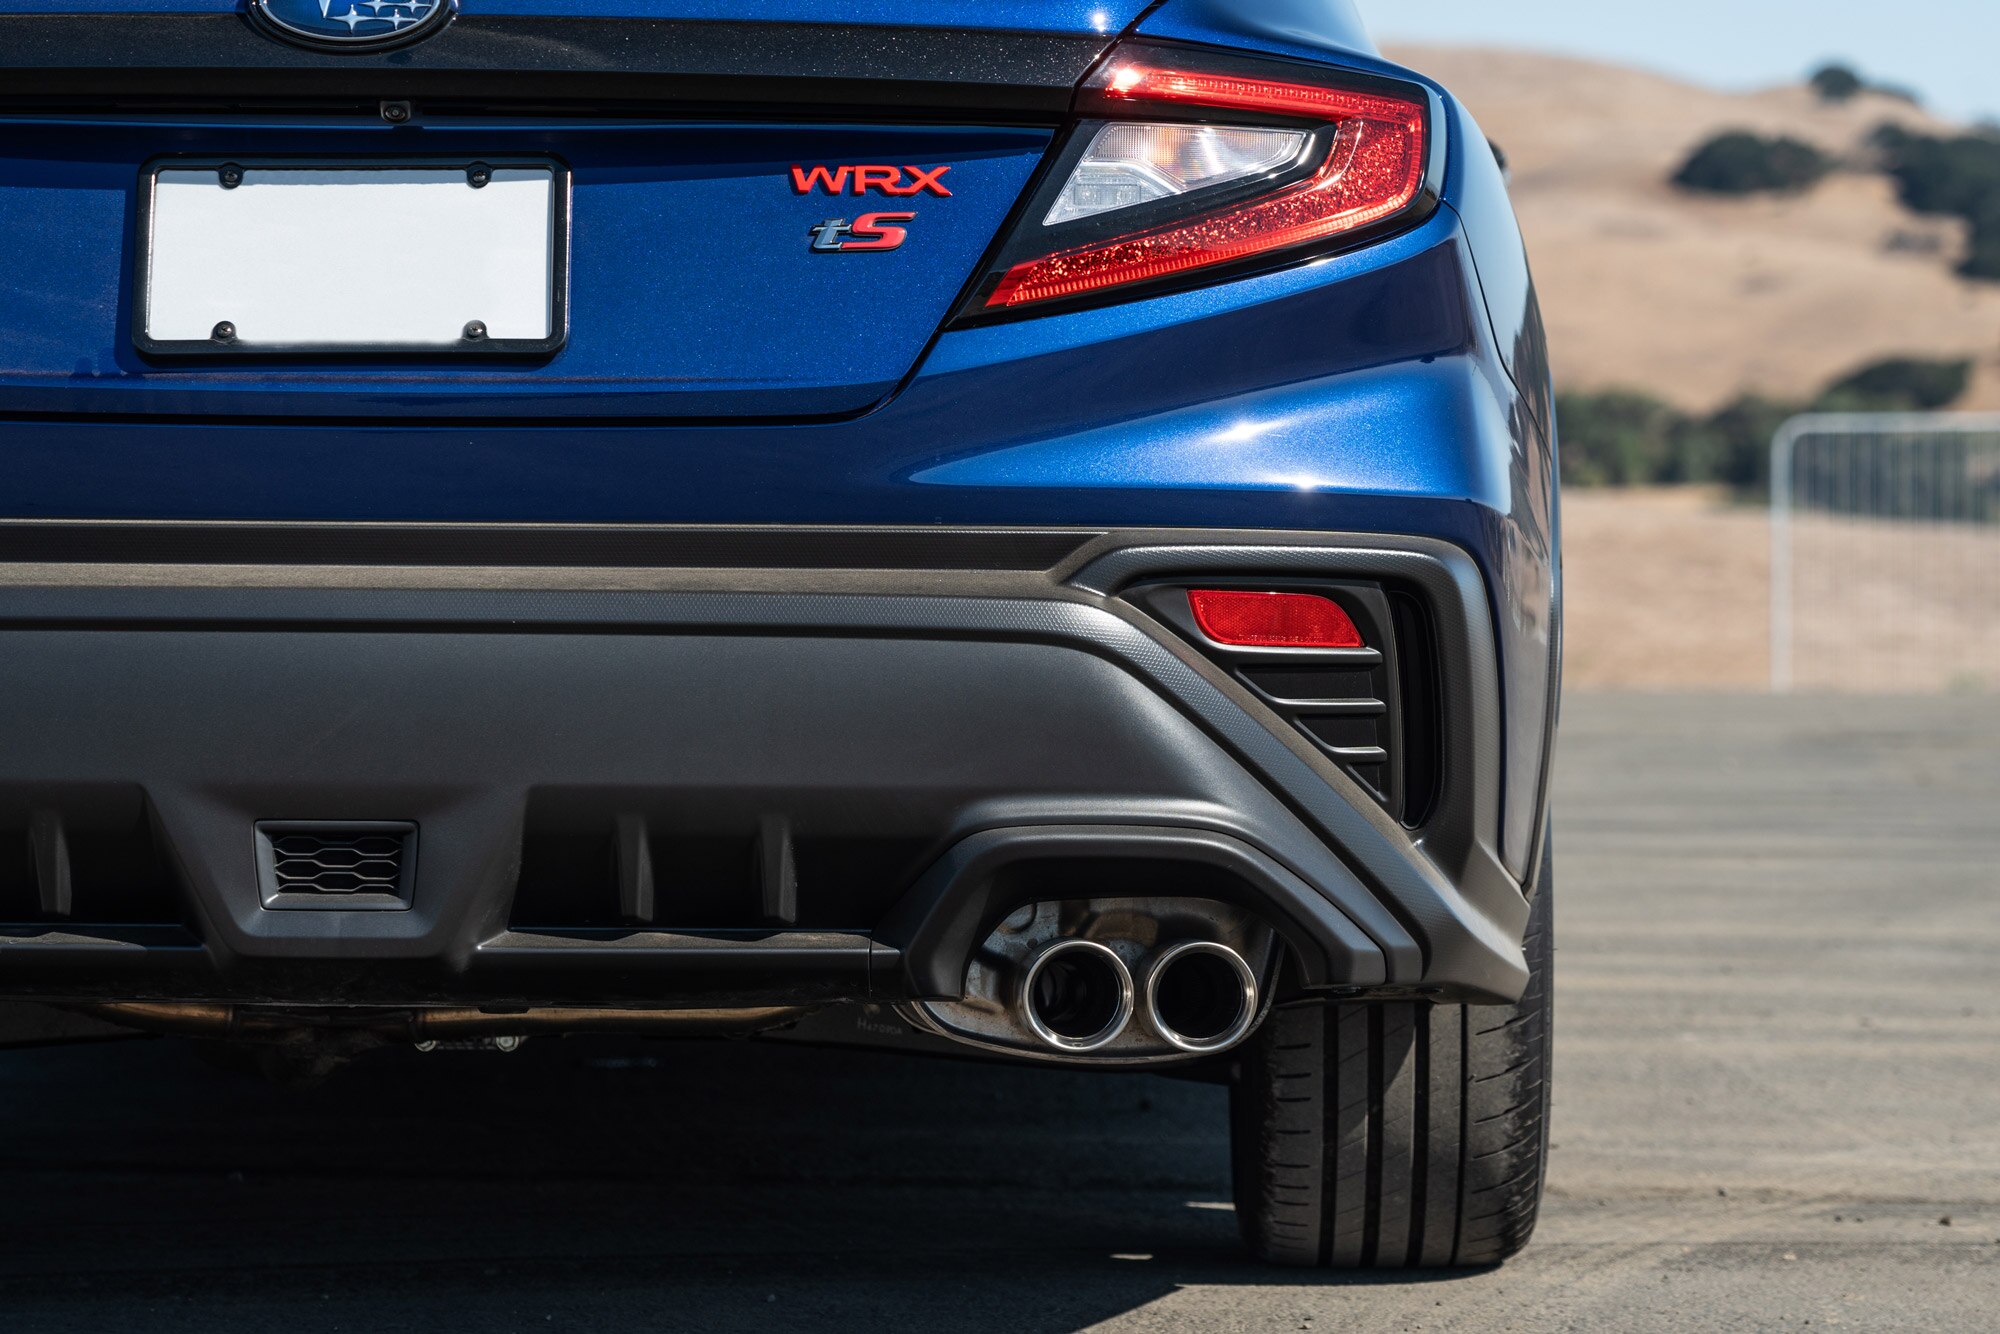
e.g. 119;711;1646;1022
0;525;1534;1013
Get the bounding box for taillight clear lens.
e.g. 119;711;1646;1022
1042;123;1310;226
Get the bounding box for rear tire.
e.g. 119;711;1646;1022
1229;847;1552;1269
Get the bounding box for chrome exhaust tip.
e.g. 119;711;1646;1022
1146;941;1258;1054
1019;938;1135;1053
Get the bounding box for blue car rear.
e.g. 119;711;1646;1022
0;0;1558;1270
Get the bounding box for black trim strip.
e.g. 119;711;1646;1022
0;15;1108;116
0;521;1100;571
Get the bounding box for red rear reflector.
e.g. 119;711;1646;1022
1187;590;1364;649
985;64;1427;309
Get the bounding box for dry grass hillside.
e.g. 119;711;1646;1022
1388;45;2000;411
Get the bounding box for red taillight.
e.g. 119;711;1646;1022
1187;590;1364;649
1102;63;1428;129
984;61;1428;310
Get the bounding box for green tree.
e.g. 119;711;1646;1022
1809;64;1863;103
1554;391;1688;486
1872;124;2000;279
1555;364;1976;493
1965;201;2000;280
1821;357;1972;410
1694;395;1804;492
1672;131;1833;195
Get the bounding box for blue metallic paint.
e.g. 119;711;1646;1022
0;119;1049;417
1138;0;1377;61
0;5;1557;882
1431;94;1560;877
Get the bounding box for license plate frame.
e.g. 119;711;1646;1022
133;155;571;359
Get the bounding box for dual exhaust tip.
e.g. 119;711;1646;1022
1019;938;1257;1055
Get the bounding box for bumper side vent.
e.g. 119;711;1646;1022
254;821;417;911
1130;579;1442;828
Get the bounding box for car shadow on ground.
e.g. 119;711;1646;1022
0;1033;1488;1332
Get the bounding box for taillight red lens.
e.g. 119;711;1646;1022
1187;590;1364;649
1102;62;1427;128
985;61;1428;310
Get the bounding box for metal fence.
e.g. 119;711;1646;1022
1770;412;2000;692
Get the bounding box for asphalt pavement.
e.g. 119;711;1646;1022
0;693;1995;1331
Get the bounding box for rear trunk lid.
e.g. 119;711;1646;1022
0;4;1139;419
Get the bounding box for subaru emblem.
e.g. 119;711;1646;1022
248;0;456;52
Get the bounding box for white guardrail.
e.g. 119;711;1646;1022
1770;412;2000;692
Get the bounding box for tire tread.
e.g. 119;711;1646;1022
1233;847;1553;1270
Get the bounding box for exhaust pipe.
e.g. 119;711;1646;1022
1019;939;1134;1053
1146;941;1258;1054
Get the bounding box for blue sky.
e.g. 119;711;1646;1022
1357;0;1998;126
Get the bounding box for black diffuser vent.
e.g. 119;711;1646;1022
0;796;192;928
255;821;417;911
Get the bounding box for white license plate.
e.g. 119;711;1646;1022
137;160;566;355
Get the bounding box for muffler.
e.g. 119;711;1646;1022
1145;941;1258;1053
1018;938;1135;1053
